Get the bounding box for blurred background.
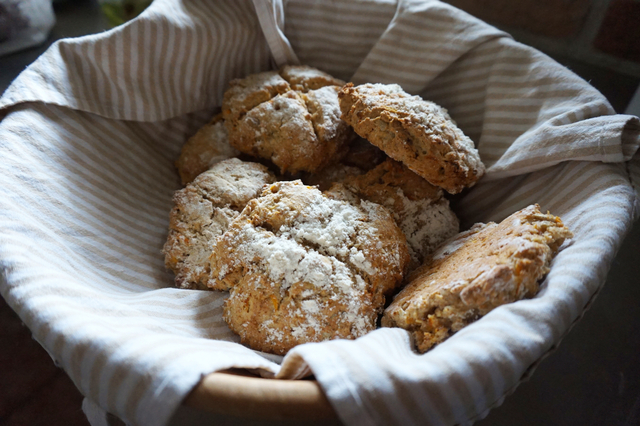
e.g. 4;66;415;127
0;0;638;425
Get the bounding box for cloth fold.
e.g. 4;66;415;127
0;1;639;426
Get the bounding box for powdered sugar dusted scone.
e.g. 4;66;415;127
222;66;355;174
175;114;239;185
382;204;572;353
163;158;276;290
342;159;459;270
211;181;410;355
339;83;484;194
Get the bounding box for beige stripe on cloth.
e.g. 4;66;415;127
0;1;639;426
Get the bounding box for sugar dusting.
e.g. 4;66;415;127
398;194;459;266
218;182;408;351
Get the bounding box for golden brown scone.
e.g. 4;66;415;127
211;181;410;355
342;159;459;270
339;83;485;194
382;204;572;353
175;114;240;185
163;158;276;290
222;66;355;174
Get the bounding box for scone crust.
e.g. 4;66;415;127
382;204;572;353
222;67;354;174
175;114;239;185
212;181;410;355
339;83;484;194
231;91;322;173
163;159;276;290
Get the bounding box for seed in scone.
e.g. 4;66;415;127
338;83;485;194
381;204;572;353
211;181;410;355
174;114;239;185
222;66;355;174
163;158;276;290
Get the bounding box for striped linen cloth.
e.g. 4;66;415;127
0;0;639;425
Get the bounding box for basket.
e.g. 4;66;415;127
0;1;639;425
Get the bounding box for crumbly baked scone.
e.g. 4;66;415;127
381;204;572;353
342;158;459;270
163;158;276;290
338;83;485;194
175;114;240;185
211;181;410;355
222;66;355;174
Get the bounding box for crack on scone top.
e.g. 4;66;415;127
228;184;383;296
284;194;391;301
218;183;410;348
229;221;365;336
193;170;271;213
300;94;324;146
229;77;292;124
278;69;343;147
169;164;274;287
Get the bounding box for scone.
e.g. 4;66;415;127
163;158;276;290
175;114;239;185
342;159;459;270
222;66;355;174
210;181;410;355
338;83;484;194
382;204;572;353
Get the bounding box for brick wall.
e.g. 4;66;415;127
444;0;640;78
